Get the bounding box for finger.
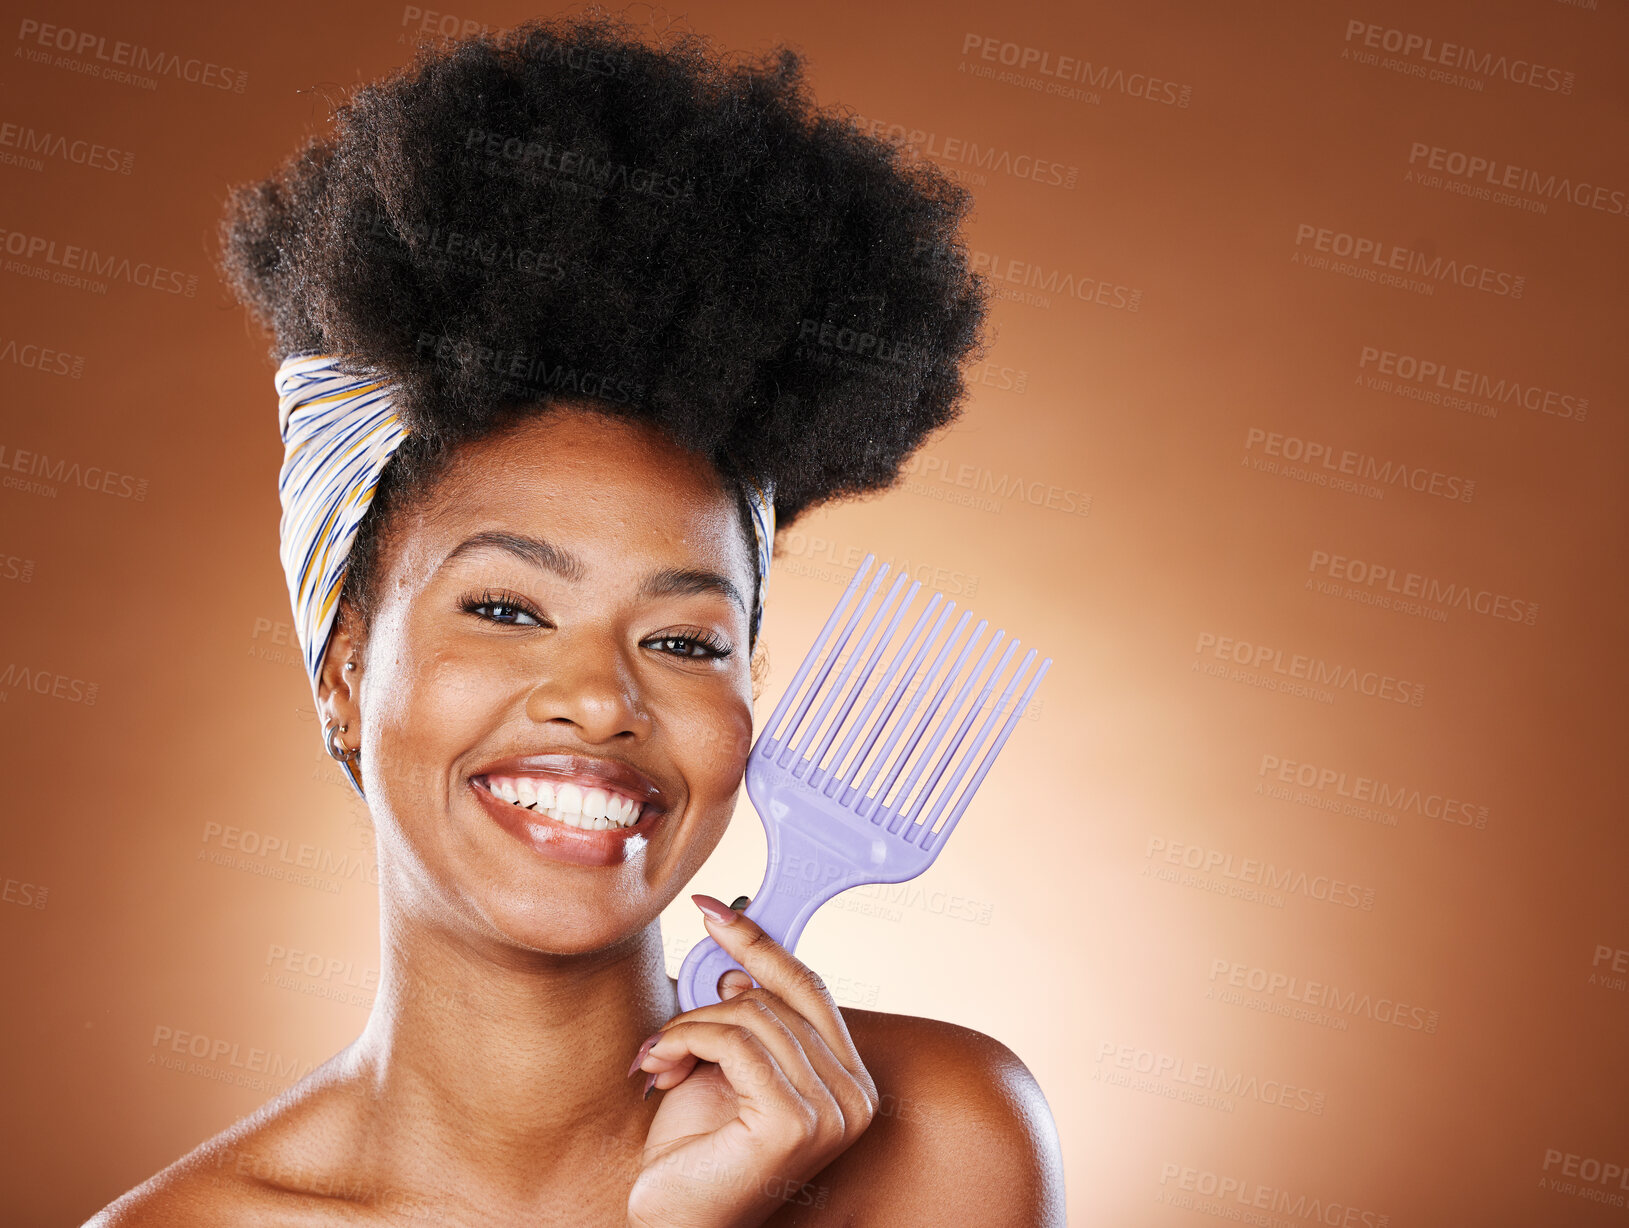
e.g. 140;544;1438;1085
642;1020;816;1135
640;995;832;1115
691;895;874;1095
722;987;876;1138
718;896;753;998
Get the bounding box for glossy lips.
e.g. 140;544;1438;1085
468;752;668;868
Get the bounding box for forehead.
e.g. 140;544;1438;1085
399;404;752;583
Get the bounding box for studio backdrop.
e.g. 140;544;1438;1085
1;1;1625;1224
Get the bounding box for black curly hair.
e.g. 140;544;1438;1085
217;7;989;656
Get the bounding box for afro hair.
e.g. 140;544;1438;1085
218;7;990;642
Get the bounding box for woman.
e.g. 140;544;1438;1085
91;13;1064;1226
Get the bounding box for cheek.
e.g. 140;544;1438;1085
365;641;498;795
673;688;755;806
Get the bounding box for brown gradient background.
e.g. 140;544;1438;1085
2;0;1625;1224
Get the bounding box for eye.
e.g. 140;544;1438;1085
460;589;547;627
645;629;734;660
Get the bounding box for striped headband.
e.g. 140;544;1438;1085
274;351;776;709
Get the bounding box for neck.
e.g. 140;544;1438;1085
346;864;677;1207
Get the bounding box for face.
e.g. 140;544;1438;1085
317;405;758;956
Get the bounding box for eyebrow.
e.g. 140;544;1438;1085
437;530;746;617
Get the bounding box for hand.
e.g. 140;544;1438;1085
627;895;878;1228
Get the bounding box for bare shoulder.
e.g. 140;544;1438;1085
80;1052;381;1227
806;1007;1066;1227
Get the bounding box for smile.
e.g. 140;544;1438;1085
475;774;645;831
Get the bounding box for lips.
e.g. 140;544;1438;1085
467;752;671;868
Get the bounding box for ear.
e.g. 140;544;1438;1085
315;597;364;747
750;636;769;704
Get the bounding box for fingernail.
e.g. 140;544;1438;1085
627;1031;663;1078
643;1071;657;1100
692;893;737;924
729;895;751;911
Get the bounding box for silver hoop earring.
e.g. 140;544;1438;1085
322;719;366;800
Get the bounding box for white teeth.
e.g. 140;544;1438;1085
483;777;645;830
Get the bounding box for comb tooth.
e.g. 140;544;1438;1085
832;597;956;809
873;618;1000;824
887;635;1017;836
913;649;1045;851
804;580;938;786
761;554;876;751
859;611;980;821
866;609;977;817
821;599;958;800
919;654;1051;855
845;597;958;817
773;561;891;765
788;572;917;777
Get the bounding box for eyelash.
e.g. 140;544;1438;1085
457;588;735;660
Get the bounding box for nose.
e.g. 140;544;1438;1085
522;628;652;743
